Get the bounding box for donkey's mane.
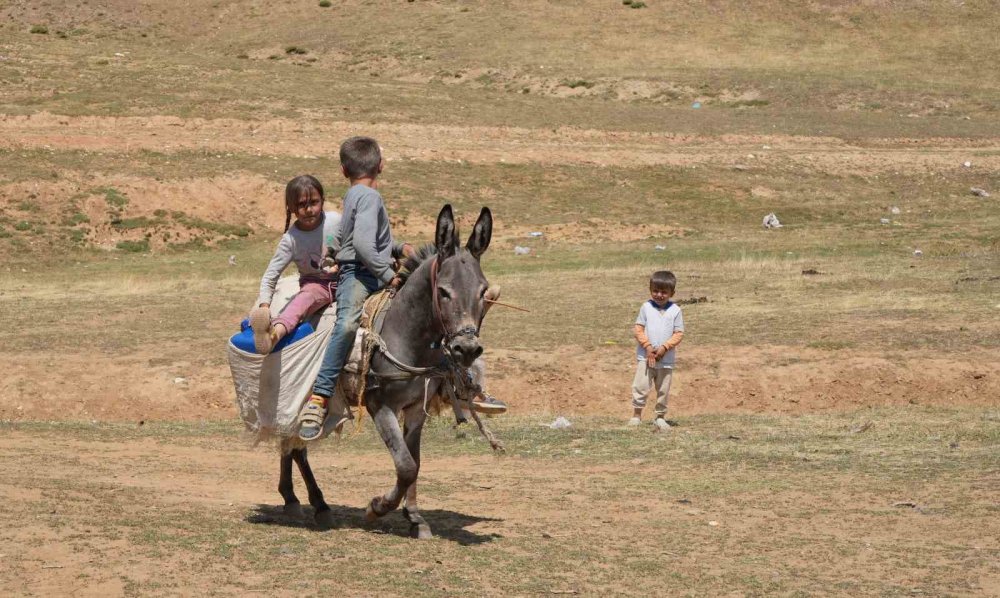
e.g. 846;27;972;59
396;243;437;286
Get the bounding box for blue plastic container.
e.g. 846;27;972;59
230;318;315;354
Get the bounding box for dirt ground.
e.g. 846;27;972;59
2;3;999;592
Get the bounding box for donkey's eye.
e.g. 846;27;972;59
439;288;452;301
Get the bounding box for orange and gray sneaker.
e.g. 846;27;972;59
472;391;507;415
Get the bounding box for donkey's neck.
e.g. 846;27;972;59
379;259;443;367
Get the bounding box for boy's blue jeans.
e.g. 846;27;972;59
312;265;383;399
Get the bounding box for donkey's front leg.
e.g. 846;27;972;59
366;404;417;521
400;403;431;539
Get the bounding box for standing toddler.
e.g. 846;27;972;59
630;270;685;430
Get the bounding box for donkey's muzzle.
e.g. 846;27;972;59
448;337;483;367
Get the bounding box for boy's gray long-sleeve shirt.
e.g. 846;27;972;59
335;184;403;284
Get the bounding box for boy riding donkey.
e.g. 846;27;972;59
298;137;506;441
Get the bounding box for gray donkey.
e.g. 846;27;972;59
276;204;494;539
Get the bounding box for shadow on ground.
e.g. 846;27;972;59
246;503;503;545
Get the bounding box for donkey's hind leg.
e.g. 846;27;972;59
290;447;333;528
400;403;432;539
278;450;302;518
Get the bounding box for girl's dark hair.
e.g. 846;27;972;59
283;175;325;232
650;270;676;293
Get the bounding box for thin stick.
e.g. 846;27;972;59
485;299;530;313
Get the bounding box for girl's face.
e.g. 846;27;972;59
293;187;324;231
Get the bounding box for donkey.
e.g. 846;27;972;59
274;204;493;538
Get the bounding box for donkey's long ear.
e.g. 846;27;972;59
435;204;459;260
466;207;492;260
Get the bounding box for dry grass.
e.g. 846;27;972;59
0;409;997;596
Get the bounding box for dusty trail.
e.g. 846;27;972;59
3;113;999;175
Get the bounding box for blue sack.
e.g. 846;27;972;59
230;318;316;354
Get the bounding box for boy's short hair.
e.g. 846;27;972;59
339;136;382;179
649;270;676;293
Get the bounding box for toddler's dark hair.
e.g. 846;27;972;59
649;270;677;293
284;175;325;232
339;136;382;180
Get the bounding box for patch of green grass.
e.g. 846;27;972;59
97;187;129;209
171;212;250;237
62;212;90;226
115;239;150;252
318;0;332;6
14;221;32;232
111;216;163;230
30;25;49;34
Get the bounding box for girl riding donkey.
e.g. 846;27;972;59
249;175;340;355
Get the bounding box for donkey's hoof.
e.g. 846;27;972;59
365;498;383;522
283;502;304;519
314;508;335;529
410;523;433;540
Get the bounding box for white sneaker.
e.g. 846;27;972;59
627;417;641;426
654;418;671;431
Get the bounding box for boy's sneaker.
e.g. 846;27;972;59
654;417;671;431
298;394;328;441
249;307;274;354
627;417;641;426
471;392;507;415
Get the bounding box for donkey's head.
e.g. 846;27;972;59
432;204;492;367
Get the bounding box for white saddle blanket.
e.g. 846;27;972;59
227;276;361;443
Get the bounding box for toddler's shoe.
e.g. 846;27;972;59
249;306;274;354
654;417;671;431
627;417;641;426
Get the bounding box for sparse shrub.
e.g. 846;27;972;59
522;87;530;94
101;188;129;208
64;213;90;226
285;46;308;55
56;31;68;39
268;54;281;60
116;239;150;252
95;59;109;66
236;53;249;59
564;80;595;89
111;217;157;230
17;200;40;212
731;99;770;108
622;0;633;4
14;221;32;232
69;229;86;243
153;209;168;218
630;1;647;7
0;229;12;239
319;0;332;6
30;25;48;34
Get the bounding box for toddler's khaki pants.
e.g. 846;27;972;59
631;362;673;417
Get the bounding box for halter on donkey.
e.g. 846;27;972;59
277;204;499;538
